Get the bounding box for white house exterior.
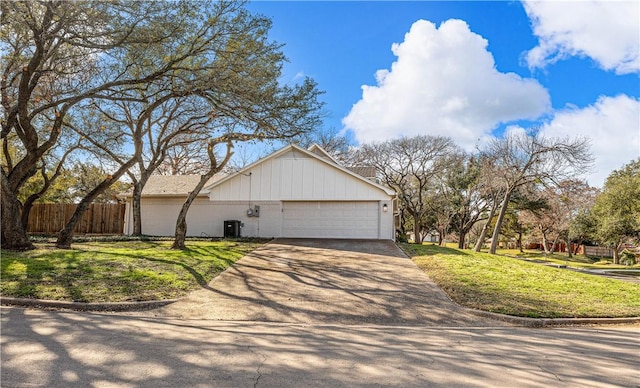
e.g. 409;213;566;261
122;143;396;240
121;175;221;237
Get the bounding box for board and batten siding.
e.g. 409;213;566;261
125;146;395;239
208;151;389;202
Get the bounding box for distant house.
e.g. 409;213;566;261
406;231;439;244
121;143;396;240
423;231;439;243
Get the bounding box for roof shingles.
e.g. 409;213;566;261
125;175;223;197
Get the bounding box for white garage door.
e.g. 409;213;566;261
282;201;379;239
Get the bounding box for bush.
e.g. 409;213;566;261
620;250;637;266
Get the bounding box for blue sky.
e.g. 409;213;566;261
246;1;639;187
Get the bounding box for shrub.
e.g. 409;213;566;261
620;250;637;266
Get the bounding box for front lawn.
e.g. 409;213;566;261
403;243;640;318
494;247;640;269
1;240;263;303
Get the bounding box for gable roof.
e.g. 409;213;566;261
203;143;395;196
307;143;340;165
121;175;223;197
347;166;377;180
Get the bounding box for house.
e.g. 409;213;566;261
122;143;397;240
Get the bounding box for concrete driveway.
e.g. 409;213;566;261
146;239;501;326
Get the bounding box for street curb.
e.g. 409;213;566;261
465;308;640;327
0;296;179;312
2;296;638;327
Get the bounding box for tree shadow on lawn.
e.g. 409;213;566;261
77;242;249;296
1;250;93;302
1;242;243;302
111;248;239;292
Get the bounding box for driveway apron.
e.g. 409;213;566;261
149;239;502;326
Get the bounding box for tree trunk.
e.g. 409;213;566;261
473;223;487;252
474;204;497;252
132;182;143;236
398;210;407;236
1;174;35;250
517;230;523;253
172;141;233;250
550;236;558;254
56;198;91;249
21;196;36;232
171;203;191;250
56;159;136;248
21;184;45;230
612;242;622;265
412;213;423;244
541;231;550;256
566;232;573;258
20;176;55;230
573;241;582;255
458;231;466;249
131;172;152;236
21;149;74;231
489;190;512;254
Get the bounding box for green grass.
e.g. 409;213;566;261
493;247;640;269
403;243;640;318
1;240;262;303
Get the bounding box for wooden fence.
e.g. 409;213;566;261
27;203;126;235
583;245;614;258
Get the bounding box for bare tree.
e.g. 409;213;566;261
473;155;505;252
549;179;598;257
295;126;352;164
519;187;561;255
156;139;211;176
480;129;593;254
356;135;458;244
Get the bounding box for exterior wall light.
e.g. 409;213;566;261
383;203;388;212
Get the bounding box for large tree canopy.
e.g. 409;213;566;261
1;1;323;249
591;158;640;263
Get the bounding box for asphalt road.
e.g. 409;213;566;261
2;239;639;387
2;307;639;387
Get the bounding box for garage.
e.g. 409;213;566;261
282;201;380;239
125;144;396;240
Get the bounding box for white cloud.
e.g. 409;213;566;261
342;19;550;149
523;1;640;74
538;94;640;187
